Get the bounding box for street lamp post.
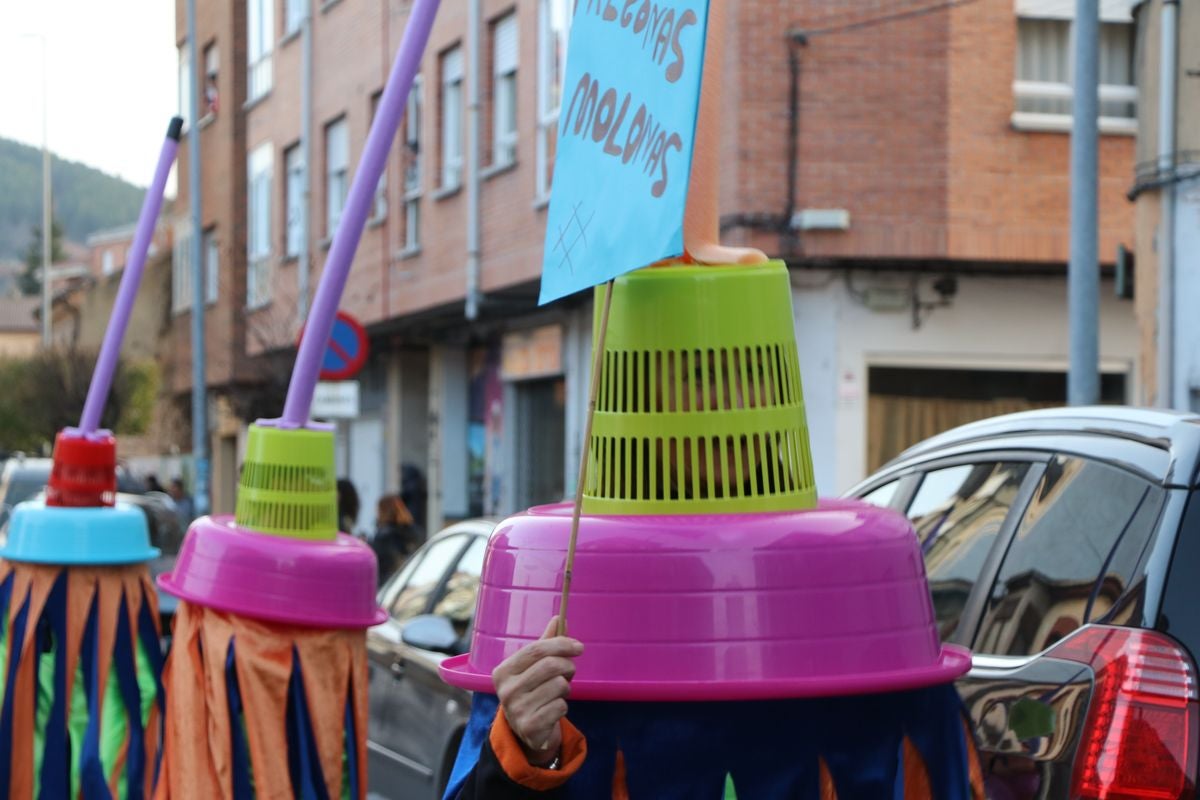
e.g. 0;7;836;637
41;60;51;349
21;33;51;348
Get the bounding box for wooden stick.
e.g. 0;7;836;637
557;280;615;637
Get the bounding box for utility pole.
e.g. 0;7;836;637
299;0;313;317
39;35;51;348
1159;0;1179;408
187;0;210;515
1067;0;1099;406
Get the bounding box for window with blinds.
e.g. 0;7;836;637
403;77;423;252
440;46;465;190
1012;1;1137;134
493;13;519;167
325;117;349;236
172;219;193;313
248;0;274;101
536;0;572;202
284;144;305;258
247;143;274;309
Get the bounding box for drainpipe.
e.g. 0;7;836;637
1159;0;1178;408
785;31;807;253
299;0;313;317
187;0;210;515
719;30;806;247
465;0;482;320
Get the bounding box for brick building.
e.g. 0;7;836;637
170;0;1139;526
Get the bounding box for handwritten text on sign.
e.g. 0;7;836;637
539;0;710;305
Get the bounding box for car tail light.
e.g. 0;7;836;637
1048;625;1198;799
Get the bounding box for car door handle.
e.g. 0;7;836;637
390;659;407;679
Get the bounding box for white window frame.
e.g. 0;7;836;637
285;0;307;36
371;95;388;222
403;77;423;252
325;117;349;237
492;13;519;168
101;250;115;277
1011;2;1137;135
536;0;572;203
172;219;193;313
247;143;274;309
178;42;193;128
248;0;274;102
203;227;219;304
440;46;464;190
285;144;305;258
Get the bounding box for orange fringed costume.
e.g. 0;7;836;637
155;602;369;799
0;561;162;799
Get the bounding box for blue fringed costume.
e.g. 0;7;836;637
444;685;983;799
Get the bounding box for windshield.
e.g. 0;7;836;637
0;468;51;530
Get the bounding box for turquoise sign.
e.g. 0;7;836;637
539;0;711;304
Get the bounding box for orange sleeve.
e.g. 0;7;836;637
488;709;588;792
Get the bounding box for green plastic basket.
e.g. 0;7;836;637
234;424;339;540
582;261;817;515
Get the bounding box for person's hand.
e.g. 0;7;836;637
492;616;584;767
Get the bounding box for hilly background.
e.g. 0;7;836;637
0;136;147;261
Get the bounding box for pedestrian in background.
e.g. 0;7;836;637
400;463;428;531
372;494;421;585
168;477;194;527
337;478;360;536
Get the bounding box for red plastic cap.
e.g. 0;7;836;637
46;429;117;508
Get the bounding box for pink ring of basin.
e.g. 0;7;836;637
440;499;970;700
159;515;386;629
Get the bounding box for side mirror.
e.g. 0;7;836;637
401;615;463;655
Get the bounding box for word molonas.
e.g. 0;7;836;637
562;71;685;198
575;0;700;83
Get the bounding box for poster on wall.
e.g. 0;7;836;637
468;346;505;517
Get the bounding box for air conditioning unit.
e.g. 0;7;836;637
790;209;851;232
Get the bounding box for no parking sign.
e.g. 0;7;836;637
298;311;370;381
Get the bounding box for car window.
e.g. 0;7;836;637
388;535;468;623
860;480;900;508
0;469;51;530
1090;487;1166;627
379;550;423;607
905;462;1032;642
974;457;1156;657
3;471;50;509
432;536;487;638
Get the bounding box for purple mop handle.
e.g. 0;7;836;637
281;0;442;427
78;118;182;435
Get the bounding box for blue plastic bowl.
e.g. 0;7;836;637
0;501;160;565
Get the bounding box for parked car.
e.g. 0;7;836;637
367;519;495;800
0;457;184;630
846;406;1200;800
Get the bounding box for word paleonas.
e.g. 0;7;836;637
561;72;685;199
574;0;700;83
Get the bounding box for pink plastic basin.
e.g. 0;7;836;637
158;515;386;629
440;499;970;700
